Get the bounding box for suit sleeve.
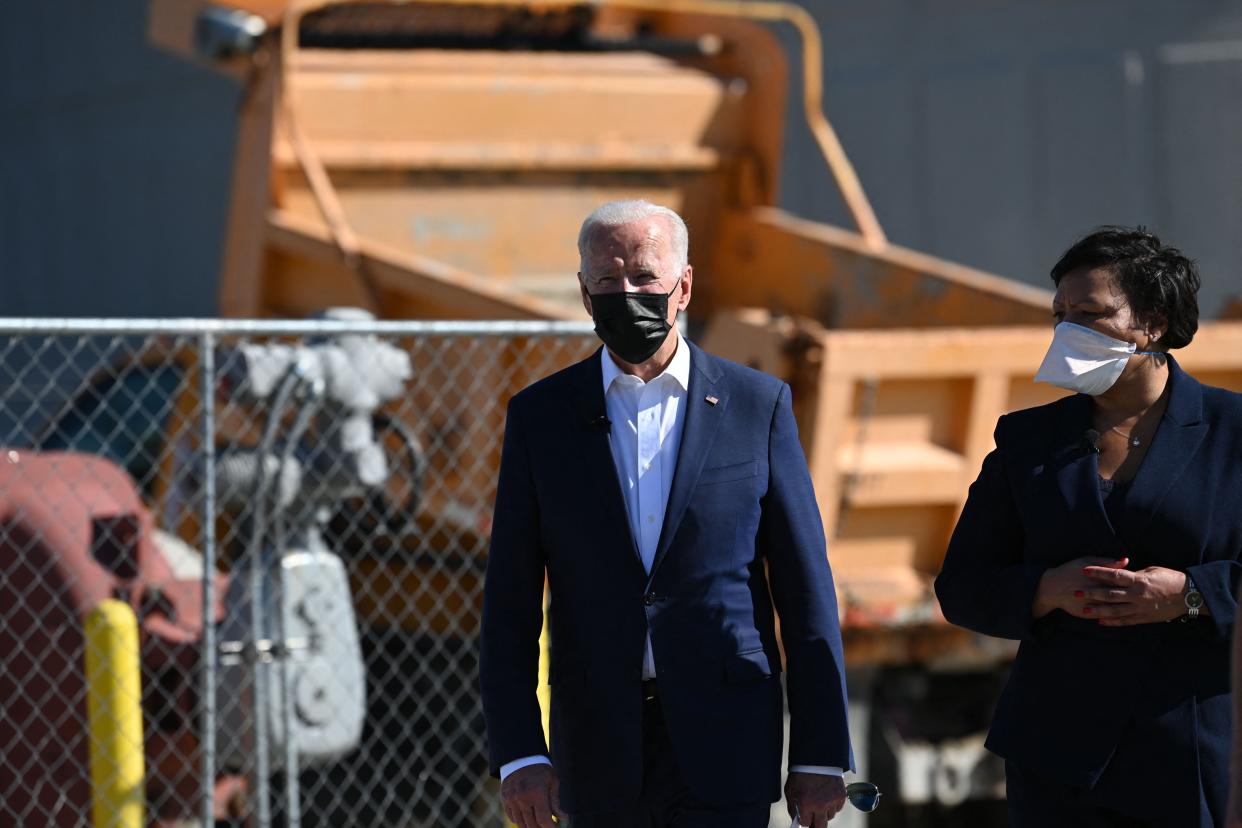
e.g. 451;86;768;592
480;397;550;776
934;417;1047;640
1187;560;1241;641
1188;404;1242;641
761;383;854;771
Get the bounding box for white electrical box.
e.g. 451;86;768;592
217;540;365;771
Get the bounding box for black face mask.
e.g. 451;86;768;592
588;286;677;365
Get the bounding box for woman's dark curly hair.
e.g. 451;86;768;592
1050;226;1201;349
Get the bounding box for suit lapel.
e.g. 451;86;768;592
1050;393;1119;545
567;349;646;574
1123;357;1208;536
648;342;727;582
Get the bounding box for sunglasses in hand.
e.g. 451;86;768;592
789;782;882;826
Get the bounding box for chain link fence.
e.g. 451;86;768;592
0;317;596;828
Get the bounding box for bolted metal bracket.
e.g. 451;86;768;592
218;636;315;666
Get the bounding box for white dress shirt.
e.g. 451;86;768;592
500;333;841;781
601;328;691;679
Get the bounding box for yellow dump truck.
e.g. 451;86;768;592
145;0;1242;817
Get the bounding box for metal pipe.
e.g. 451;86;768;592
603;0;888;248
270;386;323;828
246;369;304;828
0;318;595;336
280;0;382;312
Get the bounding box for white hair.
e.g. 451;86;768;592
577;200;689;276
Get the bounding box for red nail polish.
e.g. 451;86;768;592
1083;607;1093;615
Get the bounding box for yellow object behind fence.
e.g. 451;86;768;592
507;595;553;828
84;599;146;828
538;590;551;741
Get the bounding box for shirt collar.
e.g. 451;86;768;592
601;329;690;394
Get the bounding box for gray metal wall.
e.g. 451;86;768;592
781;0;1242;317
0;0;239;316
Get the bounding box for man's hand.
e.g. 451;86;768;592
1032;557;1129;619
785;771;846;827
1080;563;1198;626
501;764;566;828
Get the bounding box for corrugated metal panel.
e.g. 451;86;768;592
1155;43;1242;308
782;0;1242;316
1;0;239;316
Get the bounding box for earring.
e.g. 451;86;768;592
1152;333;1160;342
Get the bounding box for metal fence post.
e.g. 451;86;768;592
201;331;220;828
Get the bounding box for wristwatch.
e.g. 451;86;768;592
1184;574;1204;619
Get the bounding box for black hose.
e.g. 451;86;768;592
372;413;428;528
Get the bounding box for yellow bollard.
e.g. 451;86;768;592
84;599;146;828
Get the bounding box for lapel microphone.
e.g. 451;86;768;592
590;414;612;430
1082;428;1102;455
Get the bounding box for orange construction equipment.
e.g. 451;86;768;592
140;0;1242;811
145;0;1242;638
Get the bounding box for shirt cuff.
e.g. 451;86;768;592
789;764;844;776
500;755;552;781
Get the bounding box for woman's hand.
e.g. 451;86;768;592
1033;557;1130;619
1080;563;1199;626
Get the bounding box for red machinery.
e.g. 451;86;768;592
0;450;240;825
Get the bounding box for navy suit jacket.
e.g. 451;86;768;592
480;340;852;813
935;358;1242;820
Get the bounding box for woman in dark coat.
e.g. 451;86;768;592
935;227;1242;827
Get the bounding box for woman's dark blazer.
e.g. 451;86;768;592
935;357;1242;802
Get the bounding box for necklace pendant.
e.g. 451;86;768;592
1131;436;1141;447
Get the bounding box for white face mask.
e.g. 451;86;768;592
1035;321;1159;396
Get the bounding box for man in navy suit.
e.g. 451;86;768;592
481;200;853;827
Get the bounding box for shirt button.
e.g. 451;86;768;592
647;515;655;524
643;592;658;606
